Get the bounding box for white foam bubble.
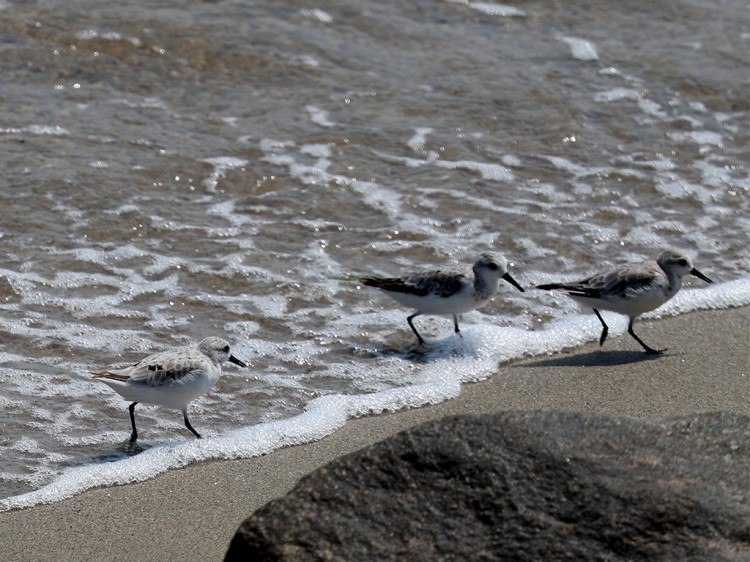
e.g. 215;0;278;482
297;54;320;68
546;156;608;178
246;295;289;318
300;143;333;158
558;36;599;61
202;157;248;192
74;29;142;46
467;3;527;17
501;154;522;167
668;131;724;147
436;159;515;182
637;98;667;118
654;178;715;205
407;127;433;152
306;105;336;127
594;88;641;103
25;125;70;136
300;8;333;23
2;275;747;511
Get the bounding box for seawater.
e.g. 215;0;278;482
0;0;748;509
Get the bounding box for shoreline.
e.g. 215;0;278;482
0;307;748;561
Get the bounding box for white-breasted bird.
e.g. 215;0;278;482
536;249;713;354
360;252;525;345
91;336;247;443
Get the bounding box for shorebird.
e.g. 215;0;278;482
91;337;247;443
360;252;525;345
536;249;713;354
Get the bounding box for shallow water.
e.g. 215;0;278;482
0;0;748;507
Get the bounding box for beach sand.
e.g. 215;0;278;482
0;307;748;561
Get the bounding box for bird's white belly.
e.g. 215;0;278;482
103;373;219;410
571;290;670;317
385;289;487;315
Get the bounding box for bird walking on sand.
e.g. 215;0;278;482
360;252;525;345
91;337;247;443
536;249;713;354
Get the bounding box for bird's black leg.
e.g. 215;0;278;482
128;402;139;443
453;315;461;334
627;317;664;355
593;309;609;347
182;408;202;439
407;312;426;345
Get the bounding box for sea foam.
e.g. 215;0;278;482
2;278;748;512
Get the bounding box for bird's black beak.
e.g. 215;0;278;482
502;272;525;292
690;268;713;284
229;355;248;368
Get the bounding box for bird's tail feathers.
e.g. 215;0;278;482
90;370;129;381
360;276;386;288
536;283;567;291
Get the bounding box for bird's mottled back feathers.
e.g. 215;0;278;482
537;261;664;302
90;370;130;382
92;348;210;387
361;269;467;298
577;264;660;300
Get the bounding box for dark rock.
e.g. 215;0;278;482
226;411;750;561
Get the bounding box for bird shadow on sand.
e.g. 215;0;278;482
515;349;671;369
353;336;471;365
59;440;155;468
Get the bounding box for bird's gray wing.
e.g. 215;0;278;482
362;269;467;298
94;349;205;386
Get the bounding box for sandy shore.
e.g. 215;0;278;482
0;307;748;561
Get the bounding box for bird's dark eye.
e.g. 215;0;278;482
487;263;499;271
678;259;688;267
223;345;230;353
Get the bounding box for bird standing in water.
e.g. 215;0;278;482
536;249;713;354
361;252;525;345
92;336;247;443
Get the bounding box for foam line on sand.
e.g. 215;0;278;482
0;307;747;561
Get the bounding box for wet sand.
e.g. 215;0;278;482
0;307;748;561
